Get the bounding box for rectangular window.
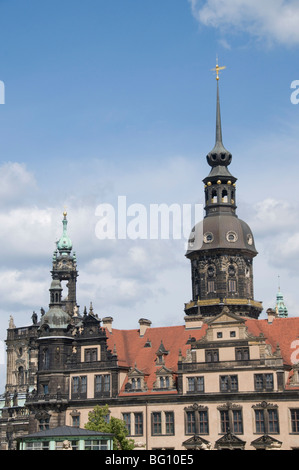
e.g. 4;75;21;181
254;374;264;391
72;376;87;398
207;280;215;293
94;374;110;396
220;375;229;392
231;375;239;391
80;376;87;394
38;418;50;431
255;407;279;434
228;280;237;293
197;376;204;392
84;348;98;362
25;441;49;450
104;375;110;392
72;415;80;428
220;410;230;433
188;377;196;392
152;412;162;435
165;412;175;435
185;409;209;435
198;410;209;434
254;373;274;391
134;413;143;436
235;347;250;361
187;376;204;393
265;374;274;391
255;409;265;434
220;375;238;392
99;440;109;450
123;413;131;435
206;349;219;363
233;410;243;434
84;440;102;450
72;377;79;394
268;409;279;433
186;411;196;434
291;409;299;433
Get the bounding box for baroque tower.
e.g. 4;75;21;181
185;63;262;319
51;212;78;316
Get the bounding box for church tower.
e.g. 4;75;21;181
185;63;262;319
51;212;78;316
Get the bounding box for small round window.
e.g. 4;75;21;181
247;234;253;245
203;232;214;243
226;231;238;243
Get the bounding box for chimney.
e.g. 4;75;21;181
185;315;203;330
102;316;113;333
139;318;152;337
267;308;276;324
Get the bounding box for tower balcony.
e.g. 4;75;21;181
184;298;263;319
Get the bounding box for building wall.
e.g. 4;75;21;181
65;398;299;450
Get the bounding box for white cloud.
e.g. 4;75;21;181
0;162;37;206
189;0;299;46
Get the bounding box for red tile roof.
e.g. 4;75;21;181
106;324;207;395
245;317;299;366
105;317;299;395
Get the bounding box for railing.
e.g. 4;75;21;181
185;298;263;310
178;359;264;371
25;393;68;403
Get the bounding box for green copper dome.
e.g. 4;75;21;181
275;289;288;318
57;211;72;255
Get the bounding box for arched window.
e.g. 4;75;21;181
222;189;228;203
18;366;24;385
212;189;217;204
43;349;50;370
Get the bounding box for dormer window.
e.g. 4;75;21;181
132;378;141;390
125;367;148;393
155;340;169;366
153;366;175;391
159;376;170;389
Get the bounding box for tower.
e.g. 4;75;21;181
51;211;78;316
275;289;288;318
185;62;262;319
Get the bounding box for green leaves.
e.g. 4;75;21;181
85;405;135;450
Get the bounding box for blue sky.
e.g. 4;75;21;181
1;0;299;387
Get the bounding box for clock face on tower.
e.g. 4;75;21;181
57;259;71;270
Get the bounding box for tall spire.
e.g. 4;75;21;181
216;80;223;145
207;60;232;168
57;211;73;255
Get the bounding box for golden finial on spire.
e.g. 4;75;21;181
211;56;226;81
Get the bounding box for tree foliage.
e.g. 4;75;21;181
85;405;135;450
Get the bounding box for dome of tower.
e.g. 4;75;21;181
186;214;257;257
50;279;62;290
40;277;72;331
40;306;72;330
